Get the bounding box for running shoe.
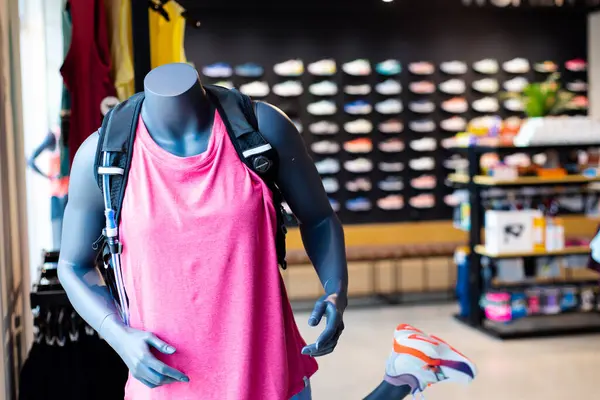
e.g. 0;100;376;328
443;155;469;170
346;197;372;212
346;177;372;192
344;84;372;96
315;158;340;174
342;59;372;76
444;193;460;207
274;59;304;76
409;61;435;75
441;97;469;114
377;195;404;210
375;79;402;95
234;63;264;77
309;81;338;96
472;97;499;113
344;138;373;153
344;158;373;173
308;59;336;76
329;198;341;212
438;79;466;95
409;120;436;133
502;58;530;74
310;121;339;135
202;62;233;78
307;100;337;115
378;138;405;153
410;138;437;152
345;119;373;134
440;116;467;132
570;95;589;109
273;81;303;97
472;78;499;94
322;177;339;193
379;119;404;134
503;77;529;93
214;80;234;89
409;157;435;171
411;174;437;189
409;81;436;95
240;81;270;97
385;324;476;397
345;100;373;115
503;98;524;112
565;58;587;72
409;194;436;209
379;162;404;172
378;176;404;192
567;80;588;92
409;100;436;114
311;140;340;155
440;60;468;75
534;61;558;73
473;59;499;74
376;59;402;76
375;99;403;114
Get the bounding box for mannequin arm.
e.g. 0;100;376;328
27;132;56;179
255;102;348;356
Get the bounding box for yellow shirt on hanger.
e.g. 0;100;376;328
104;0;135;100
149;1;187;69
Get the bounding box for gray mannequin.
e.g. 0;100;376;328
57;63;348;400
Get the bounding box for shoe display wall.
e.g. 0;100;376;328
192;6;587;225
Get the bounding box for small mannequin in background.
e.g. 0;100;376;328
27;121;70;250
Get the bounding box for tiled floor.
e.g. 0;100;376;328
295;304;600;400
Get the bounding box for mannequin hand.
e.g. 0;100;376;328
301;292;346;357
115;326;190;388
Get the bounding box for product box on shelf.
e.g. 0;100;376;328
484;210;542;254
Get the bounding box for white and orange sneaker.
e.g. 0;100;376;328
384;324;476;397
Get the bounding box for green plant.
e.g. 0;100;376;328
502;73;574;118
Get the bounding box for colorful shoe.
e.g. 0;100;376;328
344;138;373;153
409;81;435;95
534;61;558;73
376;59;402;76
345;100;373;115
274;59;304;76
346;197;372;211
379;119;404;134
234;63;264;77
441;97;469;114
411;175;437;189
378;176;404;192
377;195;404;210
342;59;372;76
379;138;405;153
565;58;587;72
202;62;233;78
346;177;372;192
409;120;436;133
311;140;340;155
409;100;436;114
315;158;340;174
308;59;337;76
408;61;435;75
344;158;373;173
409;194;436;209
385;324;476;396
566;80;588;92
375;79;402;95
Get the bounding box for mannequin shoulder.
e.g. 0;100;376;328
254;101;301;151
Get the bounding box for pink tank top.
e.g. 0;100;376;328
119;112;318;400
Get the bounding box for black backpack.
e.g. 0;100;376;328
92;85;289;310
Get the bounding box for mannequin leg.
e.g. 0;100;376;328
290;381;311;400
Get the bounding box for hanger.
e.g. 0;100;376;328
149;0;170;21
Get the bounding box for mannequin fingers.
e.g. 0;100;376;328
145;356;190;382
138;377;158;389
314;305;342;348
139;364;178;386
301;343;318;356
309;342;337;357
145;334;177;355
308;299;327;327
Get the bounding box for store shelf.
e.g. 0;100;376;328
474;244;590;259
454;312;600;340
452;143;600;154
448;173;600;186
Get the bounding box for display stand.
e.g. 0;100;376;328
451;143;600;339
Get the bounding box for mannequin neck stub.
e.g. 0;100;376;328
141;63;215;157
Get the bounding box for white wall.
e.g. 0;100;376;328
19;0;63;281
590;11;600;119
